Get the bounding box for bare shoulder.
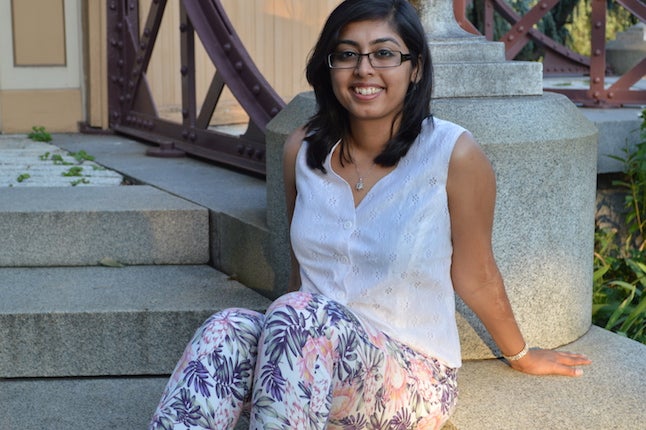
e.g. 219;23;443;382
448;131;494;186
450;132;488;167
283;126;307;161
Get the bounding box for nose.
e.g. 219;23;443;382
355;54;374;74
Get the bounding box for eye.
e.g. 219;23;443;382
337;51;359;60
373;49;396;59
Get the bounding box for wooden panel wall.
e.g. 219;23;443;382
141;0;342;125
11;0;66;66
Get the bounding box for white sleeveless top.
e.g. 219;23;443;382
291;117;466;368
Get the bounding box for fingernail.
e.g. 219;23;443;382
574;368;583;377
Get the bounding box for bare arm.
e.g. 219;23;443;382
447;132;591;376
283;127;306;293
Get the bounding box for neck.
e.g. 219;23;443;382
347;119;396;156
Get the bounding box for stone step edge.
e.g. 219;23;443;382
0;265;272;378
445;326;646;430
0;185;210;266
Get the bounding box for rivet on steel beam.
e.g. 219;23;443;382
594;49;601;56
140;42;147;50
608;92;614;99
235;61;243;71
180;23;188;32
224;43;232;53
594;22;602;29
593;91;600;98
508;35;514;41
110;2;116;10
182;109;189;118
252;85;260;95
189;133;197;141
540;3;547;9
118;59;124;67
112;111;120;119
518;26;524;32
119;96;125;103
116;22;123;30
181;66;189;76
136;56;143;64
144;28;151;37
237;145;245;154
111;76;118;83
247;147;255;157
182;130;189;139
110;38;117;46
593;77;601;83
270;107;280;116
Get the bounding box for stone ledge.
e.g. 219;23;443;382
0;185;209;266
0;265;272;377
445;326;646;430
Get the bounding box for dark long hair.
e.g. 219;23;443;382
304;0;433;172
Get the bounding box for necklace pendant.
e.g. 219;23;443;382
355;178;365;191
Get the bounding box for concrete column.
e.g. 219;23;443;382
266;0;598;359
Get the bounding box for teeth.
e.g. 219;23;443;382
354;87;381;95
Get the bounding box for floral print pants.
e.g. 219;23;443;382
149;292;458;430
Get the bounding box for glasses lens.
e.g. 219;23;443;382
328;50;403;69
369;50;401;67
329;52;356;68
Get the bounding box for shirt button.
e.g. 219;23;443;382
340;256;350;264
343;221;353;230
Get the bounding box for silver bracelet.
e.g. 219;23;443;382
503;343;529;361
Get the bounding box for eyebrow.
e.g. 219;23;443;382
336;37;402;48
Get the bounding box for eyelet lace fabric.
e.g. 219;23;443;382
291;117;467;368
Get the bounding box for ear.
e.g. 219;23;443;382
410;56;422;84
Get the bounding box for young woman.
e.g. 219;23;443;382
149;1;591;428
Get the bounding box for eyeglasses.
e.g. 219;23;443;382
327;49;412;69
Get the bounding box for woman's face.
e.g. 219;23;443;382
330;19;418;127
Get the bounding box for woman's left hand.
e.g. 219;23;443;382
508;348;592;377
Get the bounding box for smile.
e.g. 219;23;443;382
353;86;382;96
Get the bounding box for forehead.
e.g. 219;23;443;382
336;19;405;47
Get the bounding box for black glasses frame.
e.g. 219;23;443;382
327;50;412;69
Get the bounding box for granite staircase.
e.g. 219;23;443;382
0;139;271;429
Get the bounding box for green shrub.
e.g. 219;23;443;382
27;126;52;143
594;110;646;344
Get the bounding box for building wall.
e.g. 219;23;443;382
140;0;342;125
0;0;83;133
0;0;341;134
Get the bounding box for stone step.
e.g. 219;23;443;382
0;377;250;430
446;326;646;430
0;185;209;267
0;265;272;378
0;137;124;187
1;327;642;430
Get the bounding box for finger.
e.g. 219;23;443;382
553;362;585;377
554;351;592;366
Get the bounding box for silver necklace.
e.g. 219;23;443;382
352;158;376;191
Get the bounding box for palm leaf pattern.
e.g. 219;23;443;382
149;293;457;429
